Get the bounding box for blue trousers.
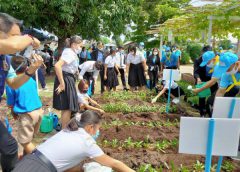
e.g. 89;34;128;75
33;68;46;89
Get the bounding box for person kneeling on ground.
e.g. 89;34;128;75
6;55;43;155
78;80;104;114
13;110;135;172
151;77;186;104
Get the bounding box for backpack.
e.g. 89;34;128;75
0;55;10;102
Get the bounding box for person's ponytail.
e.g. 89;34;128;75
65;110;101;131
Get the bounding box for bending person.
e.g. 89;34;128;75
13;111;135;172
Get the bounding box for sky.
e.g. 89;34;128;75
190;0;223;7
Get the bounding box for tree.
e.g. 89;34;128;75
0;0;141;48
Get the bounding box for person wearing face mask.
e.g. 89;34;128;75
53;35;83;129
77;80;104;114
115;46;128;90
13;111;135;172
215;52;240;160
146;48;161;90
126;46;148;91
104;49;120;92
137;42;147;59
161;47;179;70
91;42;106;94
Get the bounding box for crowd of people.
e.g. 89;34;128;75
0;11;239;172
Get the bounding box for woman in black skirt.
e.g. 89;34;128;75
104;49;120;91
147;48;161;89
126;46;148;91
53;35;83;129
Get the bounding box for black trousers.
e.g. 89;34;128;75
83;72;95;95
205;85;239;118
166;66;177;69
148;69;158;90
99;69;105;94
45;62;51;75
118;68;126;88
0;121;18;172
198;83;218;117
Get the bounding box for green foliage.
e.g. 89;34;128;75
177;81;194;98
221;161;235;172
186;43;202;62
193;160;204;171
180;51;191;64
0;0;140;40
219;39;231;50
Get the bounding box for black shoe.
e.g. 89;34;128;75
123;88;129;91
55;123;62;132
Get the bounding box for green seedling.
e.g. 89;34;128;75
193;160;204;171
134;141;143;148
222;161;235;172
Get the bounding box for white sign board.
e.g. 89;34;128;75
179;117;240;156
163;69;181;81
212;97;240;119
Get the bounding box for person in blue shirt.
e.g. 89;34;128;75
216;52;239;97
161;46;179;69
6;55;43;155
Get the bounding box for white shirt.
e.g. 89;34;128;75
115;52;126;69
77;92;89;105
79;61;99;80
163;80;178;89
105;55;116;68
37;128;104;172
127;52;145;65
61;48;79;74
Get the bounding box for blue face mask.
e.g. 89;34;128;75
92;130;100;140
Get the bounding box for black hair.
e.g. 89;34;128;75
65;35;82;48
202;45;212;53
65;110;102;131
11;55;28;73
0;13;22;33
118;46;123;49
129;46;137;54
97;41;103;46
110;49;116;55
95;61;103;70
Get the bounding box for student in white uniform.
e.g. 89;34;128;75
53;36;83;129
13;111;135;172
126;46;148;91
78;61;103;94
104;49;120;91
115;46;128;90
77;80;104;114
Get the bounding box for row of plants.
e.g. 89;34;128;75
99;137;178;153
102;91;151;101
136;160;235;172
102;103;178;113
102;119;179;129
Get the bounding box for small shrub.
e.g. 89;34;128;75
180;51;191;64
186;43;202;62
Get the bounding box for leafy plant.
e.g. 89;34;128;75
222;161;235;172
193;160;204;171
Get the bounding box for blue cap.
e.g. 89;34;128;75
139;42;144;46
216;52;238;73
200;51;215;67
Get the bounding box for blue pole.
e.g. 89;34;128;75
205;119;215;172
166;69;173;113
216;98;236;172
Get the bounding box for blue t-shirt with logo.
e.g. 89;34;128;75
161;52;178;67
6;77;42;114
220;73;240;89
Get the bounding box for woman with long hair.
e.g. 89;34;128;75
53;35;83;129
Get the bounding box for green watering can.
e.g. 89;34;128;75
196;82;211;98
40;115;53;133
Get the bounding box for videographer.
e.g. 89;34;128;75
0;12;43;172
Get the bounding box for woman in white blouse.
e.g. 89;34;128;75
126;46;148;91
104;49;120;91
13;111;135;172
53;35;83;129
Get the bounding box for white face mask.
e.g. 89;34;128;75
139;46;144;50
207;61;214;68
226;65;238;75
75;47;82;54
130;52;135;55
153;52;158;56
